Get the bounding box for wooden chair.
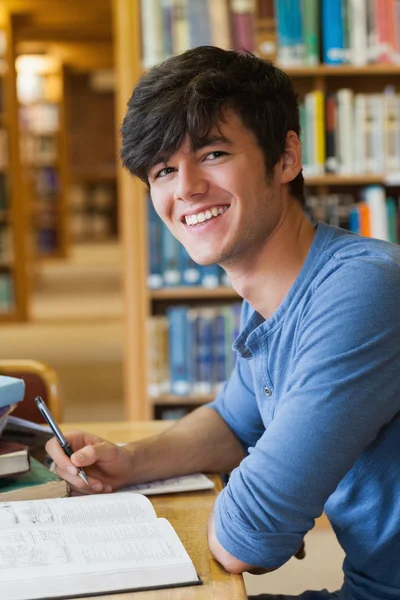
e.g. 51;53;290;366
0;360;63;423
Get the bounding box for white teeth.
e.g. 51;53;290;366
184;205;229;226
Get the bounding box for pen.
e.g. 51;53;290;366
35;396;89;486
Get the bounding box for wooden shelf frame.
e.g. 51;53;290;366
150;394;215;406
286;65;400;77
150;286;239;300
0;13;29;321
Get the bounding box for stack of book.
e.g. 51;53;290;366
0;376;69;501
275;0;400;67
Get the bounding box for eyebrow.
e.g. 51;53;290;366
148;134;232;178
191;134;232;152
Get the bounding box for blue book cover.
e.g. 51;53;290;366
348;205;360;234
290;0;304;64
161;224;181;286
200;264;220;288
321;0;344;64
195;309;214;395
187;0;211;47
213;309;227;393
179;244;201;286
222;305;235;378
0;376;25;410
275;0;296;64
161;0;174;57
167;306;190;395
218;265;231;287
147;198;163;289
187;308;199;393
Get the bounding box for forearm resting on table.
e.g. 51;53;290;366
126;406;245;484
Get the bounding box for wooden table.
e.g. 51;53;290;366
63;421;248;600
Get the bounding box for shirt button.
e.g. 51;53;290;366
263;386;272;397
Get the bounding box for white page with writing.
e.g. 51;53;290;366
0;492;156;529
121;473;215;495
0;518;198;600
0;519;193;579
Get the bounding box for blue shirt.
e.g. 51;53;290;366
208;223;400;600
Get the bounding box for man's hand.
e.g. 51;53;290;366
45;431;136;494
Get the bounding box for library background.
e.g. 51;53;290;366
0;0;399;594
0;0;399;426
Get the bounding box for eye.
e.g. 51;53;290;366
205;150;227;160
155;166;176;179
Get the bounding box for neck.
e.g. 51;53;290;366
226;203;316;320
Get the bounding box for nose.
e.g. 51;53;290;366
173;164;208;202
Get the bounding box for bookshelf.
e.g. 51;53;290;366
65;68;118;243
0;14;29;321
17;57;69;259
115;0;400;421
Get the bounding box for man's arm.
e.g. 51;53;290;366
46;406;246;492
127;405;246;482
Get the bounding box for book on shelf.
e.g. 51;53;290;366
305;188;399;244
140;0;260;68
231;0;257;53
172;0;190;55
0;441;30;478
147;197;229;289
301;87;400;178
275;0;400;67
148;303;242;397
187;0;212;48
209;0;232;50
0;272;14;312
140;0;166;68
0;173;7;210
0;457;69;502
0;492;201;600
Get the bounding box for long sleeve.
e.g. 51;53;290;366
213;256;400;568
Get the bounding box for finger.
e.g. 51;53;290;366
70;441;119;468
53;464;108;495
45;435;80;473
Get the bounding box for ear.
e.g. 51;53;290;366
280;130;302;184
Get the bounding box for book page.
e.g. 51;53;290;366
0;492;157;529
122;473;215;495
0;519;197;590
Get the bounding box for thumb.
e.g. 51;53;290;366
71;442;118;467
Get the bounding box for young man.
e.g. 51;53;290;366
47;47;400;600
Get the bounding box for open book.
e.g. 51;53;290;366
0;492;200;600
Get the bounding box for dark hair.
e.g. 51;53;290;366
121;46;305;206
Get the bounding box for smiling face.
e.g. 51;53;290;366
148;110;290;269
